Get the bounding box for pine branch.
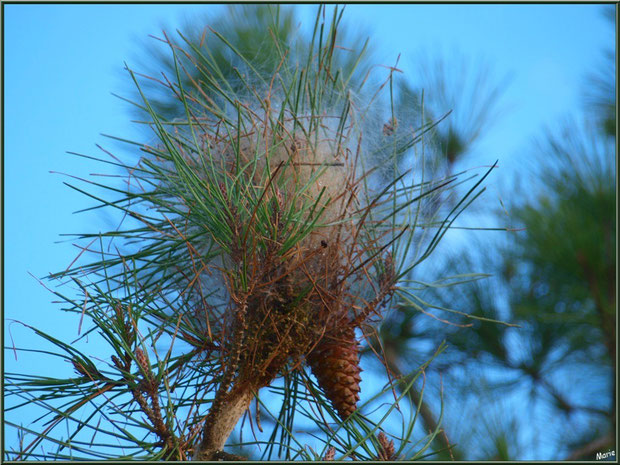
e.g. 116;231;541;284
564;432;615;461
195;386;254;460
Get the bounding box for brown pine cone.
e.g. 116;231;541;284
323;446;336;461
307;326;362;420
376;432;396;460
135;348;150;374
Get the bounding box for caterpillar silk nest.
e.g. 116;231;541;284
206;114;368;420
259;129;364;420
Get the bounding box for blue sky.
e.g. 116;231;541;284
3;3;614;458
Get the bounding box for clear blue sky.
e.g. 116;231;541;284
3;3;614;458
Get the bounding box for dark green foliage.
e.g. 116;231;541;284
131;5;371;123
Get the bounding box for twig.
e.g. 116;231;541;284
565;432;614;460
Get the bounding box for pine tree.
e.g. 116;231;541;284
5;6;499;460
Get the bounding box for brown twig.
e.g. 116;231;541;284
565;432;615;460
129;348;179;458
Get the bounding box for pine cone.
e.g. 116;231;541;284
376;432;396;461
307;326;362;420
135;348;150;374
